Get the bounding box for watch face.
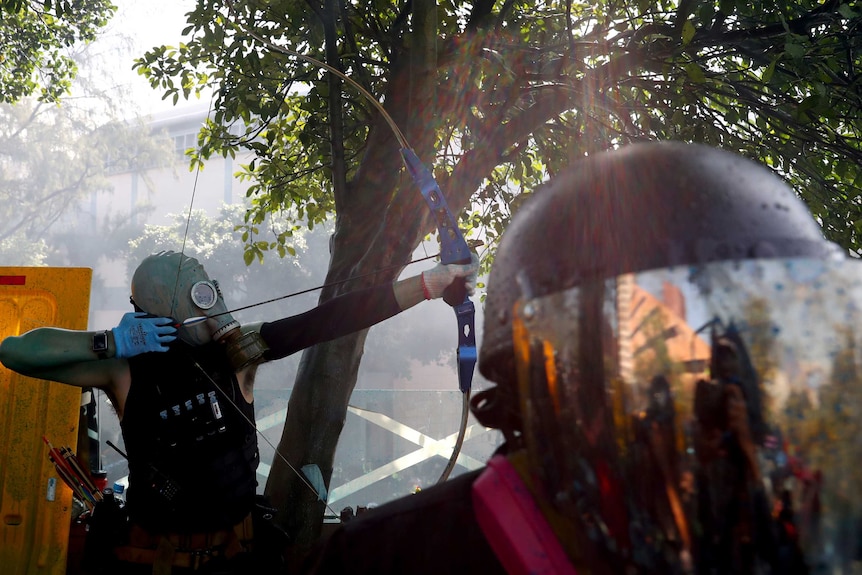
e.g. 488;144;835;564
93;332;108;352
190;281;218;309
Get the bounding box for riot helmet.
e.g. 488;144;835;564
478;142;858;573
130;251;240;346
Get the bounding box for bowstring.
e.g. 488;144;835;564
190;358;340;517
171;92;217;317
165;92;334;505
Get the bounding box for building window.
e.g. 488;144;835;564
174;132;197;157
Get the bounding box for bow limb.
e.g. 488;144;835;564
399;148;477;483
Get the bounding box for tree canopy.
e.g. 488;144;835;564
135;0;862;550
0;0;115;103
137;0;862;257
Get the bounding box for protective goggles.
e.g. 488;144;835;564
513;256;862;572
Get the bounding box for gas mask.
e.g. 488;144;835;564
130;251;240;346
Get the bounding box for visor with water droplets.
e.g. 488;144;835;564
513;256;862;573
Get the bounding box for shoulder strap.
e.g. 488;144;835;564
472;455;578;575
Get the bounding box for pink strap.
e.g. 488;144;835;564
472;455;578;575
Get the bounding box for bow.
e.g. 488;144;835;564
400;149;476;393
400;149;476;482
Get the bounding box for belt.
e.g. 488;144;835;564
113;513;254;573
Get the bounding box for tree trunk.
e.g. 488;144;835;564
265;331;368;564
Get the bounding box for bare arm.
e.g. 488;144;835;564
0;327;125;390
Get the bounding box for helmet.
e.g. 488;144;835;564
478;142;859;573
480;141;836;388
131;251;239;346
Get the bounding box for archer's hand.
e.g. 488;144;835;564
421;253;479;300
112;312;177;359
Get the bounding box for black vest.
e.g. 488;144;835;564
122;342;259;532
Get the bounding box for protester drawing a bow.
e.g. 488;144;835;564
0;249;477;574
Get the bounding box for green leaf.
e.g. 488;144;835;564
684;62;707;83
838;4;858;18
835;161;848;179
798;94;820;113
681;20;696;45
724;108;739;124
762;59;777;83
785;42;805;60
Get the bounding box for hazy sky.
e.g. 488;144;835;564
82;0;200;116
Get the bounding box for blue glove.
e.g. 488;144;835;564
112;312;177;359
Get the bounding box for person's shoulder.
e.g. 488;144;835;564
345;468;485;529
302;468;507;575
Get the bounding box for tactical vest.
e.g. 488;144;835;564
122;342;259;533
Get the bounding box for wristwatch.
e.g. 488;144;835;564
92;331;109;360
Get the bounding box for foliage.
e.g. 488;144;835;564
778;327;862;536
136;0;862;257
0;234;49;266
0;97;172;266
134;0;862;546
0;0;116;103
127;205;327;314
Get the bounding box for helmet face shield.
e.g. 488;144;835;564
513;256;862;572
